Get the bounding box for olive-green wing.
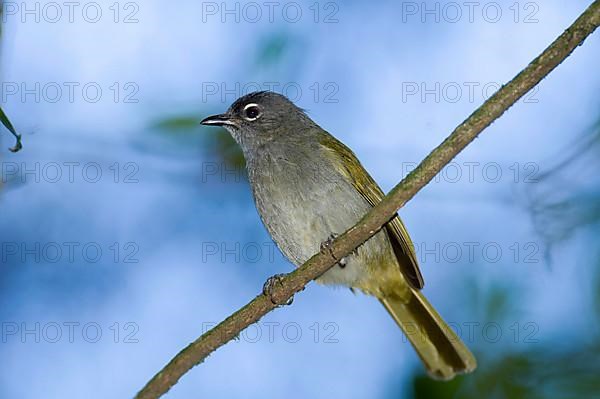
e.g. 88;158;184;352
320;135;424;289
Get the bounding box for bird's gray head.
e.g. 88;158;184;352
200;91;317;153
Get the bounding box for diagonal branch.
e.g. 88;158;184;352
136;2;600;398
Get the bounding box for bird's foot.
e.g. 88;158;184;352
263;274;294;306
319;234;337;255
320;233;356;268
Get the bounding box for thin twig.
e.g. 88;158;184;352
136;2;600;398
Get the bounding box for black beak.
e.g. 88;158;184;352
200;113;234;127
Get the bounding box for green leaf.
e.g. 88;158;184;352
151;114;246;175
152;116;201;131
256;33;288;65
0;106;23;152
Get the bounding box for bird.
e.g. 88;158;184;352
201;91;476;379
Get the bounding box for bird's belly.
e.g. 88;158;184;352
252;171;391;288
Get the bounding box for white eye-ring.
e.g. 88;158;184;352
243;103;262;121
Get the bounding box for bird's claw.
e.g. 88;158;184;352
263;274;293;306
320;233;338;257
320;233;354;268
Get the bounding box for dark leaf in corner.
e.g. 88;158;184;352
0;106;23;152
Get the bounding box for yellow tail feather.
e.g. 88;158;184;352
380;290;476;380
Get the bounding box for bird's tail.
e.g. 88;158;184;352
379;290;476;380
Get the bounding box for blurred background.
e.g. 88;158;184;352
1;0;599;398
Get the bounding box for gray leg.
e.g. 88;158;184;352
263;274;294;306
320;233;355;268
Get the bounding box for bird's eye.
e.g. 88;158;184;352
243;104;262;121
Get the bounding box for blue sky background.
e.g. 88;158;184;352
1;1;599;398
